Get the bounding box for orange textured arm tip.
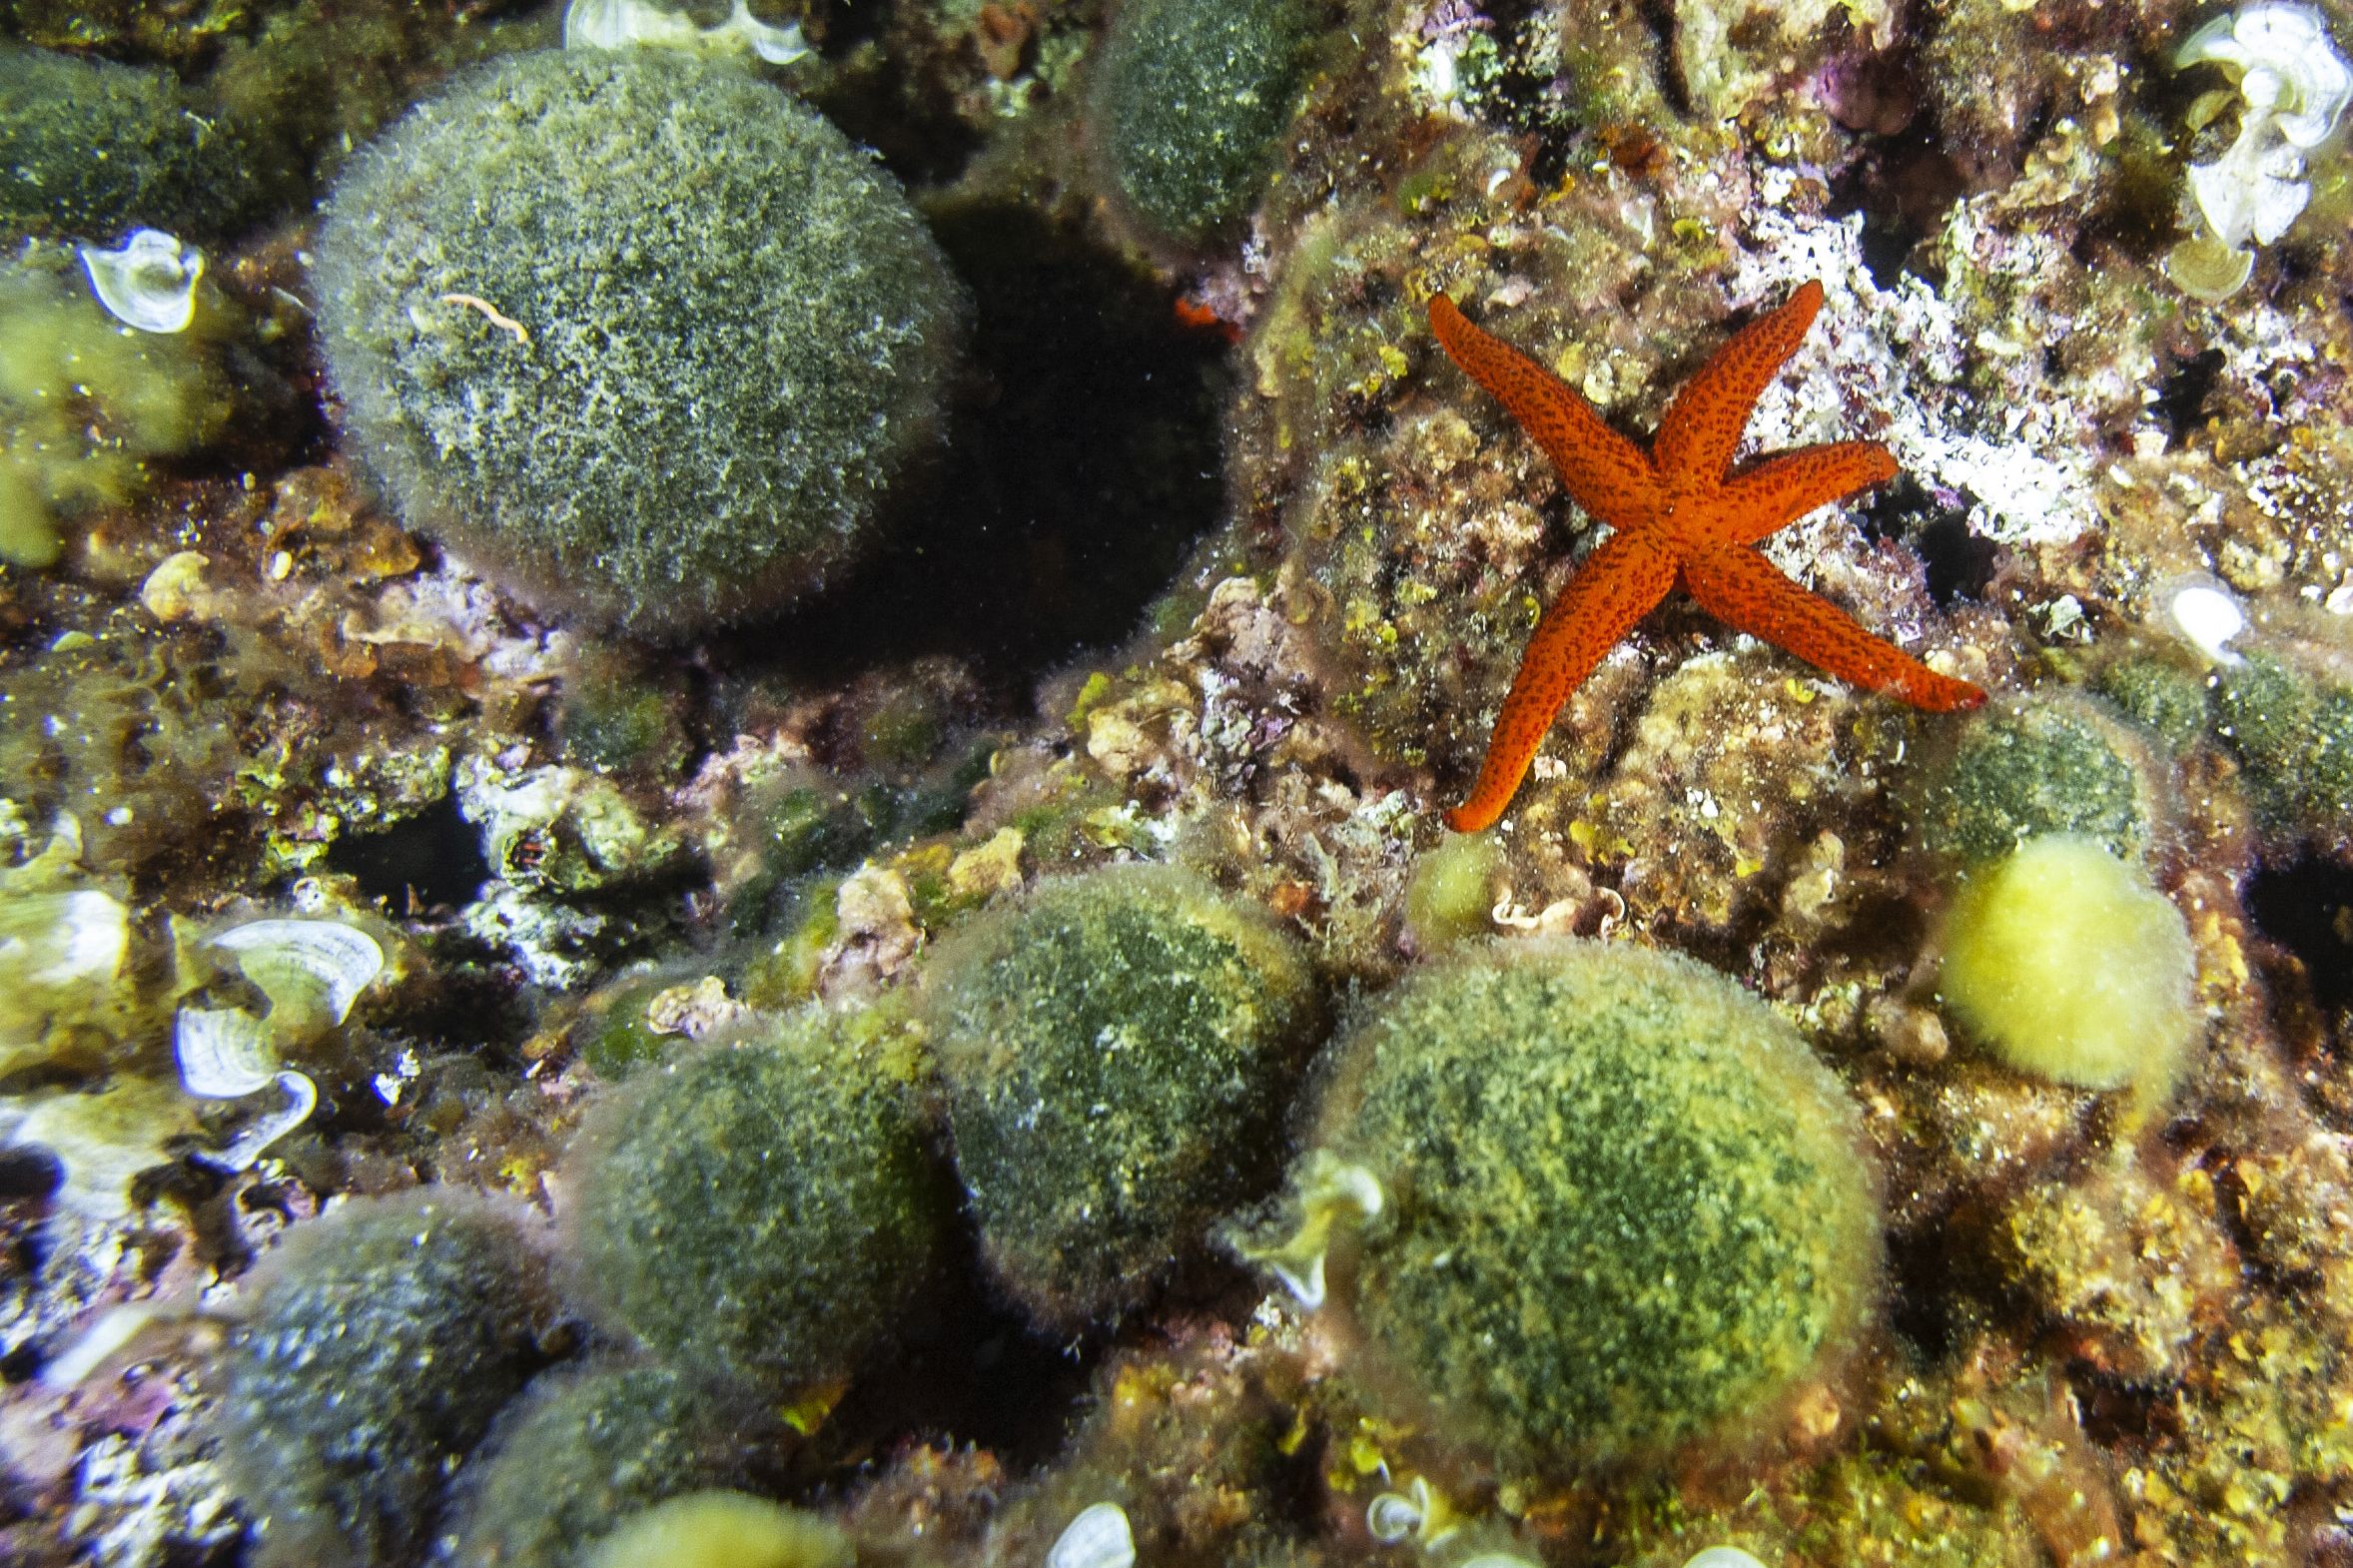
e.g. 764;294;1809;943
1442;535;1677;834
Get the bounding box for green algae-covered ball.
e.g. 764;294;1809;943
923;864;1323;1329
2093;653;2211;753
2215;652;2353;831
565;1009;943;1393
1939;834;2199;1105
314;50;967;636
220;1190;551;1568
1910;695;2153;868
0;46;252;242
443;1365;780;1568
1316;939;1880;1473
1090;0;1318;248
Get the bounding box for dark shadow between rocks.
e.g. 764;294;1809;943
710;202;1229;694
2248;854;2353;1017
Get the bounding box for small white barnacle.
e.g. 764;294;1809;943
1045;1503;1136;1568
2156;574;2249;666
78;229;205;335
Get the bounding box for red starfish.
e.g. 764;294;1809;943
1428;279;1987;834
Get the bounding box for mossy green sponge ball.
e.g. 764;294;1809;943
923;864;1322;1329
1939;834;2199;1103
220;1190;551;1568
442;1365;781;1568
2215;652;2353;831
0;46;250;242
1092;0;1318;246
1318;939;1880;1472
565;1009;943;1393
1911;695;2151;867
314;50;967;635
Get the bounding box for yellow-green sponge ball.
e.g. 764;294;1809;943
1939;835;2199;1103
584;1491;852;1568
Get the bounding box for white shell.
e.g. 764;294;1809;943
175;1006;277;1098
1332;1161;1384;1218
1364;1485;1424;1544
1684;1550;1770;1568
565;0;808;63
78;229;204;334
1269;1251;1328;1310
212;919;385;1026
2178;4;2352;148
208;1071;319;1172
2161;577;2248;665
1045;1503;1136;1568
41;1302;172;1389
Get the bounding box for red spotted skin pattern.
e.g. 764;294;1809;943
1428;280;1986;834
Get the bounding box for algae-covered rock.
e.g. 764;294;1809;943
1938;834;2199;1109
1089;0;1319;248
922;863;1323;1330
0;46;254;243
220;1190;552;1568
315;49;967;636
1909;695;2155;869
563;1008;944;1393
1307;938;1880;1473
442;1364;781;1568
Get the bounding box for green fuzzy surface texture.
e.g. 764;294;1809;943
924;864;1322;1329
314;50;967;635
1325;939;1880;1472
442;1364;776;1568
566;1010;942;1394
2216;653;2353;829
220;1191;549;1568
1093;0;1316;246
0;46;249;242
1911;696;2148;868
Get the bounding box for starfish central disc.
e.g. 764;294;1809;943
1427;279;1986;833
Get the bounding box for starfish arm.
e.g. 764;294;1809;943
1428;295;1659;533
1715;440;1898;544
1680;543;1987;712
1446;532;1678;833
1655;280;1826;483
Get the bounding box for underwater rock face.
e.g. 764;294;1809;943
922;864;1323;1330
314;49;967;636
1313;939;1881;1473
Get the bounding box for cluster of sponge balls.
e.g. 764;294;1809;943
300;0;1333;636
313;49;967;637
220;865;1898;1567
